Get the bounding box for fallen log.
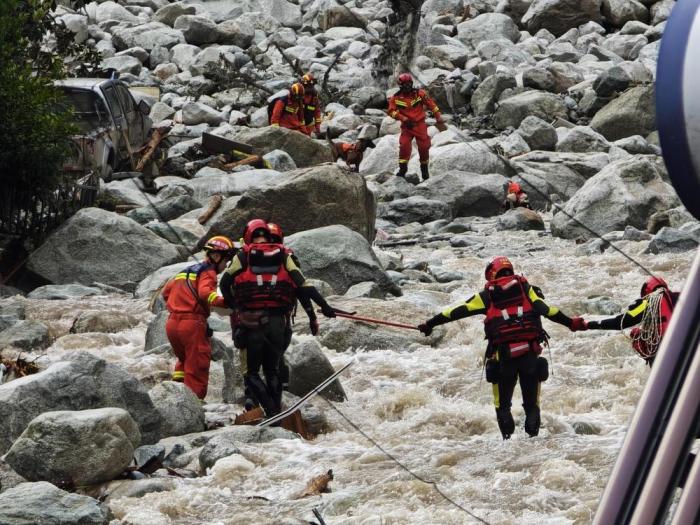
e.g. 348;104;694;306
197;195;223;225
221;154;263;171
135;126;171;172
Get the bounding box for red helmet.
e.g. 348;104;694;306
485;256;514;281
267;222;284;243
641;276;669;297
398;73;413;86
243;219;271;244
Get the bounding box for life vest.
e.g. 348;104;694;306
483;275;546;357
630;289;676;359
233;243;296;310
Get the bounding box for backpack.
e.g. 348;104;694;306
267;89;290;123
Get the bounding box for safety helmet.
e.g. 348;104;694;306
204;235;234;254
267;222;284;243
485;256;514;281
398;73;413;86
301;73;316;85
641;276;669;297
290;82;305;98
243;219;271;244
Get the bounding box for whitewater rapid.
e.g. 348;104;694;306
17;218;695;525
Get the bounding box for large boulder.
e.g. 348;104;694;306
71;310;141;334
379;196;451;225
496;208;545;231
429;142;512;176
471;73;517;116
0;352;161;453
518;116;558;151
149;381;205;438
285;225;397;295
416;171;509;218
27;283;103;300
493;91;568;129
112;22;185;51
602;0;649;28
645;227;700;254
359;135;400;175
5;408;140;486
0;320;50;351
510;160;588;209
556;126;610;153
173;15;219;46
217;19;255;47
204;165;376;243
511;150;610;178
223;126;332;168
456;13;520;46
155;2;196;26
286;338;345;402
182;169;282;203
522;0;603;37
0;482;110;525
590;85;656;141
551;158;680;239
126;194;202;224
26;208;181;286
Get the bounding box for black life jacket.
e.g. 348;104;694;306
483;275;546;356
233;243;296;310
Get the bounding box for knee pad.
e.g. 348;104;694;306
485;359;500;384
524;407;541;437
536;357;549;382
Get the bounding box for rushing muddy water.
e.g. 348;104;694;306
11;216;695;525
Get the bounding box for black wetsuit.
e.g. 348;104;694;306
423;282;574;439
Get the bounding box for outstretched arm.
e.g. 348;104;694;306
418;292;487;335
587;299;647;330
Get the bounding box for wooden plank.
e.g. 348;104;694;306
201;132;254;156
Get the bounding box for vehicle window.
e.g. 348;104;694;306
57;88;110;133
102;85;123;120
116;85;136;115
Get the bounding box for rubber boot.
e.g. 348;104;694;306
496;408;515;440
420;163;429;181
396;163;407;178
524;406;541;437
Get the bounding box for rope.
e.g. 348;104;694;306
625;289;665;359
321;398;492;524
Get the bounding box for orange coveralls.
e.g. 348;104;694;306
387;88;441;166
302;92;322;135
162;262;225;399
270;97;306;132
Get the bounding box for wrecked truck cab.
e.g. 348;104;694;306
54;77;152;181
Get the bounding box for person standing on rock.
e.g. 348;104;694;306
582;276;679;367
417;256;587;440
220;219;337;417
300;73;323;137
502;180;532;210
269;82;307;133
387;73;445;181
162;236;235;400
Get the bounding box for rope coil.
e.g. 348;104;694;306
622;289;665;359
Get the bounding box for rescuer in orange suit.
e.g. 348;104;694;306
162;236;235;399
270;82;306;132
387;73;445;181
300;73;322;136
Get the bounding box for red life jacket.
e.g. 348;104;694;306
630;289;675;358
233;243;296;310
483;275;546;357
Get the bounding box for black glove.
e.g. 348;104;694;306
320;303;336;318
310;318;319;336
418;322;432;336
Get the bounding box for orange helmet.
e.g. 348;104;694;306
641;276;669;297
204;235;234;254
243;219;271;244
507;181;522;194
268;222;284;243
398;73;413;86
301;73;316;85
290;82;305;98
485;256;514;281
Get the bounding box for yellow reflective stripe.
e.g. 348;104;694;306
398;159;408;164
411;97;422;106
527;286;558;316
394;100;408;107
431;106;440;113
465;294;486;312
306;105;316;110
174;273;197;281
629;299;648;318
172;371;185;379
315;117;322;123
492;383;500;408
207;292;218;304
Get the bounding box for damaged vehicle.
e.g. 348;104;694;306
55;77;153;180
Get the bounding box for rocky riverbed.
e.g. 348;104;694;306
2;0;699;523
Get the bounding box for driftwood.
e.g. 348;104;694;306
221;154;262;171
296;469;334;498
135;126;171;172
197;195;223;225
